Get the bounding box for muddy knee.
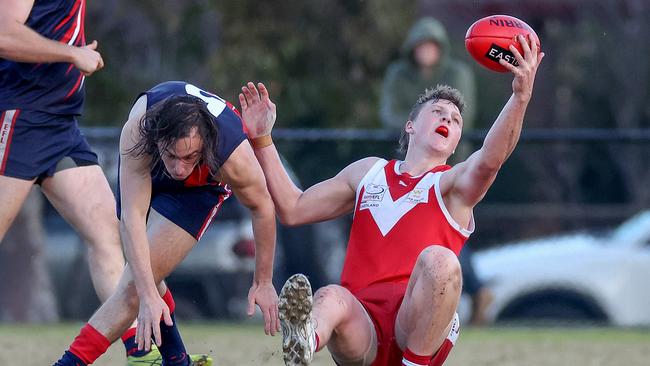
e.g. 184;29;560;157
313;285;360;320
314;285;349;306
417;246;462;296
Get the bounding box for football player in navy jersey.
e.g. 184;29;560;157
0;0;107;289
53;81;280;366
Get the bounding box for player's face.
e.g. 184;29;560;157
407;99;462;157
159;127;204;180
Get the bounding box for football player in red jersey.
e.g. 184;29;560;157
240;34;543;366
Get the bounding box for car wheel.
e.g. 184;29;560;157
497;289;608;325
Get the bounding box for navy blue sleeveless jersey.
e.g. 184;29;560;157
116;81;248;240
0;0;87;115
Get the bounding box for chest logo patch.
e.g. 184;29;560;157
405;188;428;204
360;184;387;210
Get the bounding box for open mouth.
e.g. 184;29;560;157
435;126;449;138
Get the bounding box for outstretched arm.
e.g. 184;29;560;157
442;34;545;210
0;0;104;75
218;141;279;336
239;82;373;226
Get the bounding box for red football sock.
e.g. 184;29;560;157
162;288;176;313
430;339;454;366
68;324;111;365
402;348;433;366
121;327;136;343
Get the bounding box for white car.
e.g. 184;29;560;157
472;210;650;326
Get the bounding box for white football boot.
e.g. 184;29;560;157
279;274;316;366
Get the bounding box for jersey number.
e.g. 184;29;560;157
185;84;226;118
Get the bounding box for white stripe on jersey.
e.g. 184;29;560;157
0;110;17;166
68;0;83;45
197;203;221;240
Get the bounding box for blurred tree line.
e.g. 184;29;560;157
82;0;649;208
84;0;416;127
83;0;650;128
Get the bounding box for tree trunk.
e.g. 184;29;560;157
0;188;59;323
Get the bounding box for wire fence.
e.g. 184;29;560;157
81;126;650;251
84;127;650;142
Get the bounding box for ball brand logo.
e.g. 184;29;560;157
485;43;519;66
489;19;526;29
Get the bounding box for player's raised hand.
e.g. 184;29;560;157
239;81;277;138
247;280;280;336
499;34;545;102
71;40;104;76
135;295;173;351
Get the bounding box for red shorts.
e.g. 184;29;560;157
353;282;458;366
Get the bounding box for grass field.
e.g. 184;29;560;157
2;323;649;365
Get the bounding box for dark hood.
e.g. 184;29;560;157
401;17;450;63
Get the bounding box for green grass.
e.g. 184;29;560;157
1;323;649;365
459;326;650;342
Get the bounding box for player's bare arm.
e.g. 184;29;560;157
0;0;103;75
441;34;545;216
119;95;173;351
239;81;378;225
217;140;280;336
258;147;375;226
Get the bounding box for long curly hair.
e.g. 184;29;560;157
126;95;220;174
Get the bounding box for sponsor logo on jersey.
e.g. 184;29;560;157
360;184;386;210
405;188;428;204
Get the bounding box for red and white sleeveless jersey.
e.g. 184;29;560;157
340;159;474;293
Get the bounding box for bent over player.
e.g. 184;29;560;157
52;81;280;366
240;34;543;366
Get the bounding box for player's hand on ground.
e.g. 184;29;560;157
71;40;104;76
499;34;545;102
136;295;173;351
239;81;277;138
247;280;280;336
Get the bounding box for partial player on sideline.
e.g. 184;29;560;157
240;34;543;366
1;2;212;364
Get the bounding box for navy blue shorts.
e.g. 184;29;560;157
0;109;98;181
116;182;231;241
